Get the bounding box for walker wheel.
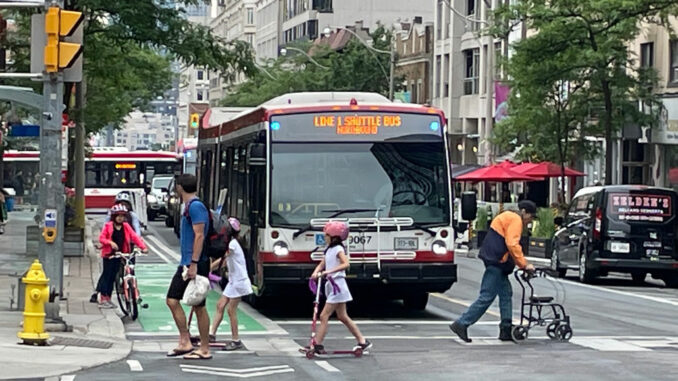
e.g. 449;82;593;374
353;347;363;357
556;324;573;341
511;325;528;342
546;322;559;340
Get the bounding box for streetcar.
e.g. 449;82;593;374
197;92;456;309
2;148;182;215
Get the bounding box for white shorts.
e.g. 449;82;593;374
223;278;253;299
325;277;353;304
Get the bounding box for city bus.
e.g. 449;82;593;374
197;92;456;309
2;148;182;215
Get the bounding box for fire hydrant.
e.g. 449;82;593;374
17;260;50;345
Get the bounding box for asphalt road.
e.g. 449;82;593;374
62;220;678;381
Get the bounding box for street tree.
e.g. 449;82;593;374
222;27;399;106
493;0;677;185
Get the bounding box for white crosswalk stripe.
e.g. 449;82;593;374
180;364;295;378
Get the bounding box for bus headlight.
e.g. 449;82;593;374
432;240;447;255
273;241;290;256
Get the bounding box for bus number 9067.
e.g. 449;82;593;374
349;235;372;245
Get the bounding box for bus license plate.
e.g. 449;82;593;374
395;237;418;250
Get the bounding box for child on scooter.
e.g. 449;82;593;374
209;217;253;350
310;221;372;354
96;204;147;309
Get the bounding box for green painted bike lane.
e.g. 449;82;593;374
134;264;265;334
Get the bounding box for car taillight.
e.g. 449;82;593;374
593;208;602;239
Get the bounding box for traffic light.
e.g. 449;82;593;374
44;6;83;73
190;113;200;128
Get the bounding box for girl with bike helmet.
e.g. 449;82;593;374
94;204;148;309
103;192;142;236
308;221;371;355
209;217;253;350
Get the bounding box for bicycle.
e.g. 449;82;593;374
113;248;149;320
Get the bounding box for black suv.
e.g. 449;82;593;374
551;185;678;287
164;175;181;237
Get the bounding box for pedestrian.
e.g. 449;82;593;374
13;170;24;197
0;189;7;234
96;204;148;309
308;221;372;355
209;217;253;350
450;200;537;343
166;174;212;360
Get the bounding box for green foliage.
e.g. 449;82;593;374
492;0;676;184
532;208;557;239
474;207;489;231
222;27;400;106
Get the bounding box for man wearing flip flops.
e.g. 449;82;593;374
450;200;537;343
166;174;213;360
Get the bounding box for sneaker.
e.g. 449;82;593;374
223;340;244;351
103;300;117;309
449;321;472;343
356;340;372;351
90;293;98;303
312;344;326;355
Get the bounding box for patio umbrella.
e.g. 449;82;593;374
497;160;518;169
455;165;539;213
513;161;585;177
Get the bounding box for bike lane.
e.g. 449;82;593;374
134;264;266;334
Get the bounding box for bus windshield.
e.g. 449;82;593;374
270;142;450;226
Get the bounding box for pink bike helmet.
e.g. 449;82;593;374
228;217;241;232
323;221;349;241
110;204;129;216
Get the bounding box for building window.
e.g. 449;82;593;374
464;48;480;95
495;41;502;79
197;90;204;101
670;40;678;84
467;0;479;32
246;34;254;46
197;70;204;81
312;0;333;12
247;8;254;25
640;42;654;68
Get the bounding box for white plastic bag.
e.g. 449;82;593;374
181;267;210;306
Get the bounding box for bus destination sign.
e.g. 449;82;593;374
272;112;442;142
313;115;402;135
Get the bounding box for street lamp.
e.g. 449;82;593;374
322;26;396;101
279;47;329;70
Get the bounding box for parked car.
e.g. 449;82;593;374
551;185;678;287
164;176;182;237
146;175;173;221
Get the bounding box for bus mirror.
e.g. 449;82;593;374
247;143;266;167
461;192;477;221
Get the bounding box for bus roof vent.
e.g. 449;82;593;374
262;92;390;106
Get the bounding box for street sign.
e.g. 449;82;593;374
10;124;40;137
44;208;57;228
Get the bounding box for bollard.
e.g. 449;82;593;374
17;260;50;345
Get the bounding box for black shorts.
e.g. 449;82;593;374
167;261;210;306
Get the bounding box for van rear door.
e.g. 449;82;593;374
603;189;677;261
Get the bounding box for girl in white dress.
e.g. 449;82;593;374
210;217;253;351
310;221;372;354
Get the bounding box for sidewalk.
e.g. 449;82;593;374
0;211;131;380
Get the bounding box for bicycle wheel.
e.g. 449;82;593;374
115;275;129;316
126;279;138;320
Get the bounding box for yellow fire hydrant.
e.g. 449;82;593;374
17;260;50;345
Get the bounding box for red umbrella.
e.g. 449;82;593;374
513;161;585;177
497;160;518;169
455;165;538;182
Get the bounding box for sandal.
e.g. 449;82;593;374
166;347;194;357
183;350;212;360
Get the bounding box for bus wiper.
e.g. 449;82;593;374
410;223;437;237
292;209;378;239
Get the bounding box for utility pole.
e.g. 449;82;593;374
73;80;84;229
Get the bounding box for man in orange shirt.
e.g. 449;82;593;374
450;200;537;342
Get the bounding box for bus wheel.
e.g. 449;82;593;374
403;292;429;311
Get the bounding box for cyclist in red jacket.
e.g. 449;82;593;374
96;204;147;309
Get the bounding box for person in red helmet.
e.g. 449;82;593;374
95;204;148;309
309;221;372;355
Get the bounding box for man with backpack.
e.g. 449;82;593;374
166;174;212;360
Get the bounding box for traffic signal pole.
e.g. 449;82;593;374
39;70;65;298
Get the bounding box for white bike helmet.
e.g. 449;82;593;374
115;191;133;211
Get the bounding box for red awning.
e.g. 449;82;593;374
455;164;538;182
513;161;585;177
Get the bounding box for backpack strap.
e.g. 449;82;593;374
183;198;201;224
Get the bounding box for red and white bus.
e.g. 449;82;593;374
198;92;456;309
2;148;182;214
